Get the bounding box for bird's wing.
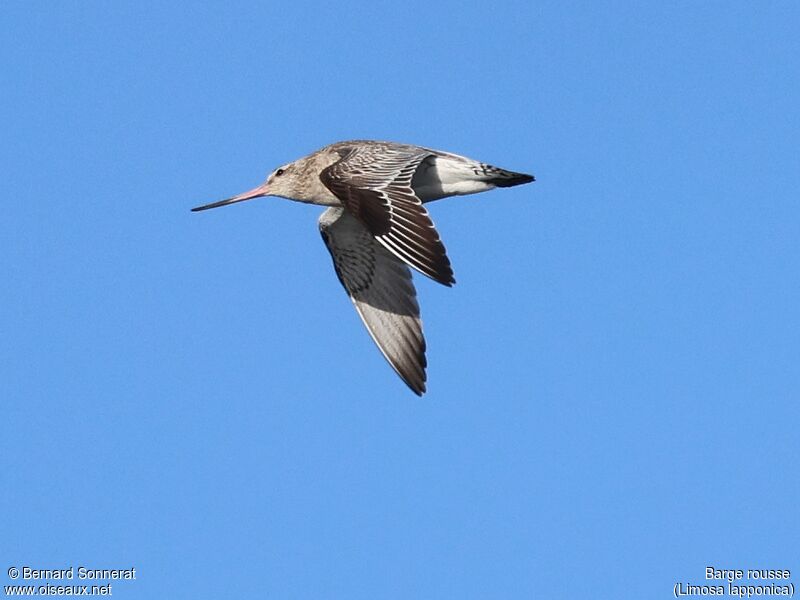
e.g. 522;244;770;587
319;207;427;395
319;143;455;286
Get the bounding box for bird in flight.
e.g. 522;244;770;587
192;140;534;395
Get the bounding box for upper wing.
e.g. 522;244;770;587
319;143;455;286
319;207;427;395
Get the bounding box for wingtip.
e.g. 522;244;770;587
401;370;427;396
435;270;456;287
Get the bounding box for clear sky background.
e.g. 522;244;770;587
2;1;798;598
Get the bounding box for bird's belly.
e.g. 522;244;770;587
310;196;343;207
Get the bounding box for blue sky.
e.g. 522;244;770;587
2;1;798;597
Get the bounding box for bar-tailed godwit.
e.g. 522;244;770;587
192;140;534;395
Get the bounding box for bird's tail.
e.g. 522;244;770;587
482;165;535;187
414;154;535;201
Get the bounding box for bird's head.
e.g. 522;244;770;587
191;163;297;212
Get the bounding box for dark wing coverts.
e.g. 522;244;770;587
319;143;455;286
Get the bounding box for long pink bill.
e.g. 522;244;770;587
191;183;269;212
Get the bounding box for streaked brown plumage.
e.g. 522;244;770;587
192;140;534;395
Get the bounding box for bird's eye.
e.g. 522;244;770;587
275;168;285;177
